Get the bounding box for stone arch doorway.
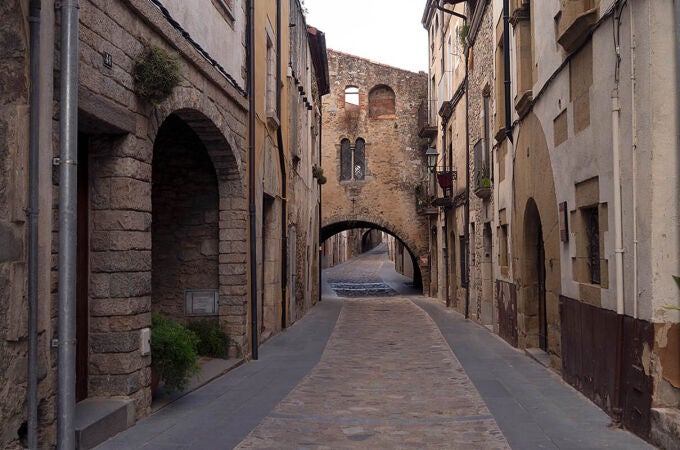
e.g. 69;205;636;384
150;108;248;355
152;114;219;322
321;219;423;289
511;112;561;365
522;198;548;351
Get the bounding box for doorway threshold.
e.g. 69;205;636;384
525;348;551;368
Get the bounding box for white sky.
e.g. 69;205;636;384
303;0;428;73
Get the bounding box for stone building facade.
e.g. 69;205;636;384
320;50;429;291
0;0;328;447
424;0;680;446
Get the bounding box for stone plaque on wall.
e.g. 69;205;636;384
185;290;219;316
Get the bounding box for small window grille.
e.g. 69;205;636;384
584;207;600;284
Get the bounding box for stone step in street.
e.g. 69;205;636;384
328;281;396;297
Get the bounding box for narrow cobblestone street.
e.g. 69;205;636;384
98;246;652;449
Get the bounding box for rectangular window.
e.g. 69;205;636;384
499;224;508;268
583;207;600;284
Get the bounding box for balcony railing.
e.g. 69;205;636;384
415;183;437;215
418;101;438;138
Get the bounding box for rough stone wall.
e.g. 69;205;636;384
0;1;29;447
35;0;249;439
467;3;496;327
285;5;322;324
321;50;429;287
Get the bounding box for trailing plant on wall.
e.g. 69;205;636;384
313;165;327;185
133;46;181;105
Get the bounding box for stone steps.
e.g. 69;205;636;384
74;398;134;449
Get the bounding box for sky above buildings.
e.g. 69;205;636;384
303;0;428;73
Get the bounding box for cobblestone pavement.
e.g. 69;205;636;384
98;246;651;449
235;296;509;449
324;244;401;297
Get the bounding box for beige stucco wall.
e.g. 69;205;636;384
160;0;246;86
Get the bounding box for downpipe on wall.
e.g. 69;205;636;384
276;0;287;330
57;0;79;448
247;0;258;360
611;86;625;423
27;0;42;447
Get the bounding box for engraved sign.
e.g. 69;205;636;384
185;290;219;316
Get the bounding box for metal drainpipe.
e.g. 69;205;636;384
464;49;471;319
318;108;323;303
503;0;512;142
612;86;624;422
276;0;287;330
612;3;625;421
247;0;258;360
27;0;41;447
57;0;79;448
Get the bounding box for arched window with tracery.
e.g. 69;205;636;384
340;138;366;181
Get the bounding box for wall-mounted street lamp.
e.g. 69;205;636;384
425;147;439;172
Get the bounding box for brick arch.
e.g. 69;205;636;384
148;102;245;198
368;84;396;118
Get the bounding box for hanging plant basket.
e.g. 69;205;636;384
312;165;327;185
133;46;181;105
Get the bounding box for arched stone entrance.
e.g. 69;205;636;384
150;107;248;355
511;113;561;366
521;198;548;351
322;216;425;289
152;114;219;320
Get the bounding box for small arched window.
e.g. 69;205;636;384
354;138;365;180
340;139;352;180
368;85;396;118
339;138;366;181
344;86;359;106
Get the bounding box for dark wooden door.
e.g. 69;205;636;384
76;133;89;401
537;222;548;352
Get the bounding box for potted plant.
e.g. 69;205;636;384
151;314;201;394
474;162;492;200
312;165;327;185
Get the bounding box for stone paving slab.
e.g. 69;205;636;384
235;297;509;449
